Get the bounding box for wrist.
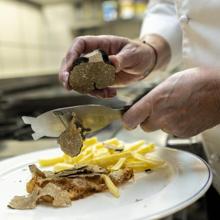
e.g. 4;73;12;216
133;39;158;77
140;34;171;71
141;41;158;76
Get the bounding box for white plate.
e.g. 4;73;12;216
0;147;212;220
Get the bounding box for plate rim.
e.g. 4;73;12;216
142;150;212;220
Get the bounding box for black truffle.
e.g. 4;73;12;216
69;50;116;93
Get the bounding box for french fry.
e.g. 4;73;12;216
131;152;148;162
77;152;93;164
126;161;158;172
91;152;131;167
63;154;77;164
93;147;110;157
102;174;120;198
124;140;145;152
81;137;98;151
136;143;155;154
84;137;98;146
144;156;165;166
104;138;121;146
38;137;165;174
110;157;126;171
81;145;94;154
53;163;74;172
39;156;65;167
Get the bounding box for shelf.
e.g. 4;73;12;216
71;21;104;30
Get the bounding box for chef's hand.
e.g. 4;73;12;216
59;35;170;98
123;67;220;137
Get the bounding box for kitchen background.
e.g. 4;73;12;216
0;0;166;143
0;1;215;220
0;0;146;78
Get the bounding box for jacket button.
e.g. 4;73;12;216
179;15;190;24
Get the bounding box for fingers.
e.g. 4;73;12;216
140;118;159;132
122;97;152;129
109;55;120;72
122;96;165;133
59;71;72;90
59;37;86;86
112;44;139;74
111;41;152;76
89;87;117;98
109;55;143;86
59;35;129;89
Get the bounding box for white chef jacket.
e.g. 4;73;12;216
140;0;220;193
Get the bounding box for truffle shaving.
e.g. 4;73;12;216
38;183;71;207
57;113;83;157
8;187;40;210
8;165;133;209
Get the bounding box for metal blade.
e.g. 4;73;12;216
54;105;122;134
22;105;122;140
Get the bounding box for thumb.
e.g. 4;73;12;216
122;96;152;129
109;55;120;72
109;48;133;73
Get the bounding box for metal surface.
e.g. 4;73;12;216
22;104;122;140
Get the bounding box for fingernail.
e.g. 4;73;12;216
122;117;134;130
63;71;69;83
62;81;67;88
123;122;136;130
110;55;120;72
122;113;138;130
107;89;116;98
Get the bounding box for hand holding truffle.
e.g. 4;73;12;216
59;35;158;98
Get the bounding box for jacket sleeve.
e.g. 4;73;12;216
140;0;182;71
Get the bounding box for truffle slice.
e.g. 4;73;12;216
8;187;40;210
54;165;108;178
69;50;116;93
8;183;71;209
37;183;71;208
8;165;134;209
57;113;83;157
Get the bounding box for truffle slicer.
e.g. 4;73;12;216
22;105;122;140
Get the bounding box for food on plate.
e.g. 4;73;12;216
69;49;116;93
8;164;133;209
40;137;164;173
8;137;165;210
57;113;84;157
